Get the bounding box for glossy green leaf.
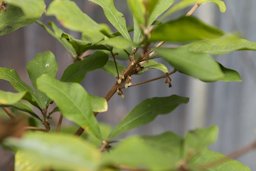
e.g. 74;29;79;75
8;132;101;171
90;95;108;113
156;47;224;81
140;60;169;74
0;0;45;35
151;16;224;42
61;52;108;83
148;0;175;24
104;132;182;170
217;64;241;82
90;0;130;40
184;125;218;156
164;0;226;17
109;95;189;138
133;18;142;43
189;150;251;171
26;51;58;87
102;60;126;77
186;34;256;55
47;0;106;42
37;75;102;139
0;91;26;105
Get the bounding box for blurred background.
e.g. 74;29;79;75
0;0;256;170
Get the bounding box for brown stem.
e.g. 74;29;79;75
200;141;256;170
56;114;63;132
3;107;15;119
186;3;201;16
124;70;176;89
25;127;48;132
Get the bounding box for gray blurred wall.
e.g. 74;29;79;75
0;0;256;170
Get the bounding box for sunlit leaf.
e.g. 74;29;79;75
186;34;256;55
9;132;101;171
140;60;169;74
90;0;130;40
216;64;241;82
0;0;45;35
37;75;102;140
0;91;26;105
109;95;189;138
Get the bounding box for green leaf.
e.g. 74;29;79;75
184;125;218;156
133;18;142;43
0;91;26;105
15;151;41;171
140;60;169;74
90;0;130;40
151;16;224;42
37;75;102;140
127;0;145;25
61;52;108;83
164;0;226;17
8;132;101;171
189;150;251;171
148;0;175;24
101;37;133;50
46;0;106;42
156;47;224;81
37;21;78;57
186;34;256;55
90;95;108;113
102;60;126;77
104;132;182;170
109;95;189;138
26;51;58;88
0;0;45;35
0;67;51;109
217;64;241;82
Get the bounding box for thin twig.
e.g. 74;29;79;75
200;141;256;170
124;70;176;89
110;50;120;79
186;3;201;16
56;114;63;132
25;127;48;132
3;107;15;119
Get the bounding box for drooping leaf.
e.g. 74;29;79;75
0;67;45;108
164;0;226;18
8;132;101;171
37;75;102;140
61;52;108;83
109;95;189;138
216;63;241;82
150;16;224;42
148;0;175;24
104;132;182;170
139;60;169;74
156;47;224;81
0;91;26;105
189;150;251;171
0;0;45;35
186;34;256;55
46;0;106;42
184;125;219;156
102;60;126;77
90;0;130;40
26;51;58;88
